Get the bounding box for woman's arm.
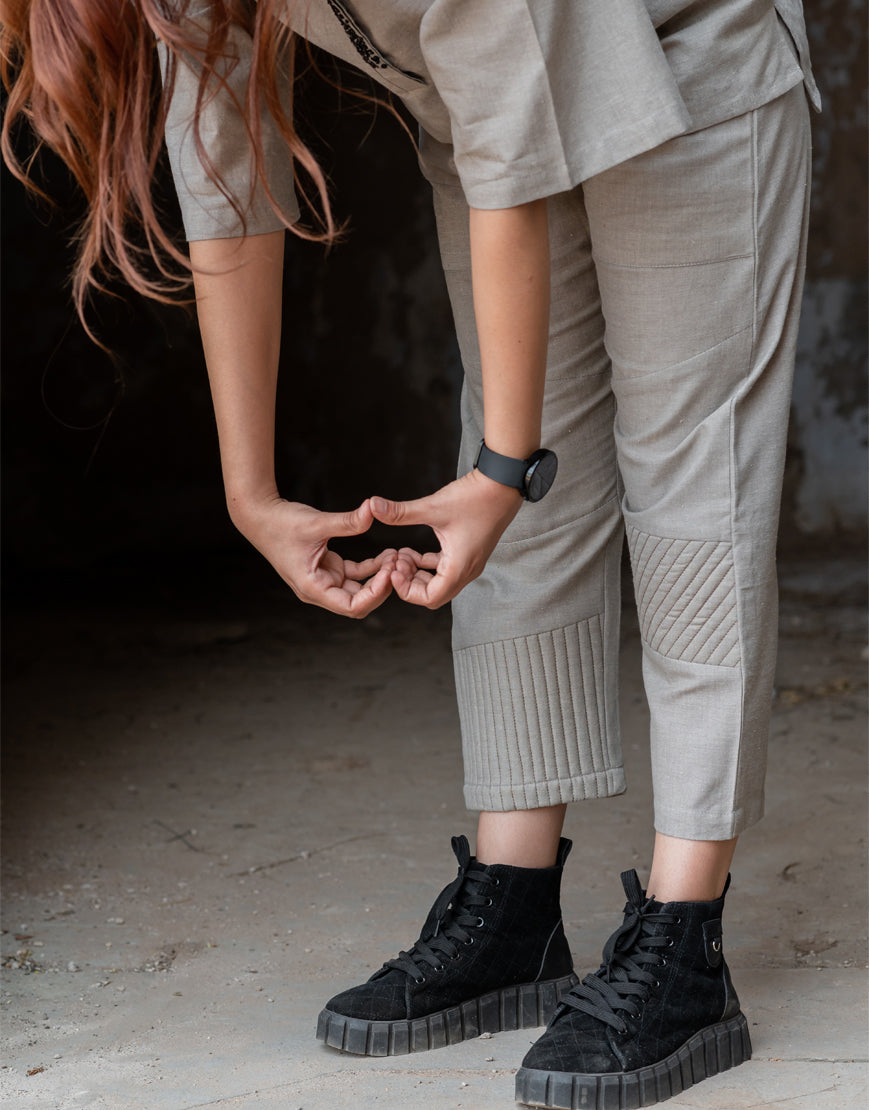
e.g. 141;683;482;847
190;231;396;616
371;199;550;608
470;198;549;461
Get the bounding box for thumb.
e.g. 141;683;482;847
370;495;430;528
319;499;374;538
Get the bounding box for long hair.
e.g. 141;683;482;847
1;0;335;326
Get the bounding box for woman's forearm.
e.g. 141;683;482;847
468;200;550;461
189;230;285;522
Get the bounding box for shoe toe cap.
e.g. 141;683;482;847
522;1014;619;1075
326;975;407;1022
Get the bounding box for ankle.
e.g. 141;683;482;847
646;832;737;902
475;805;567;868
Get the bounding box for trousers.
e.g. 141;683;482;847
431;84;812;841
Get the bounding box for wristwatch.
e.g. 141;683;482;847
473;440;558;503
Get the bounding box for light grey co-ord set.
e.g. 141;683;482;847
162;0;820;841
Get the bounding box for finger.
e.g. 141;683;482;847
314;559;393;618
343;549;398;581
397;568;454;609
395;546;441;569
369;495;434;529
346;560;395;616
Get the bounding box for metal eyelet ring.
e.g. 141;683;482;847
668;938;675;947
660;957;668;968
475;917;485;927
492;878;500;886
485;898;493;907
414;976;425;984
654;980;661;989
435;964;445;972
464;936;475;946
712;940;722;952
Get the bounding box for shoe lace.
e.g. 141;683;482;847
560;870;679;1034
384;836;498;982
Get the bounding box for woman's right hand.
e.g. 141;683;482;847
232;494;397;618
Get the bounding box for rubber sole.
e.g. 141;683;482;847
316;972;579;1057
515;1011;752;1109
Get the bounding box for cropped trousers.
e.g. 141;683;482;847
432;84;811;841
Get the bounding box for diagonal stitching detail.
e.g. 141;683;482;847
661;554;734;658
674;564;737;659
626;526;741;668
642;539;710;647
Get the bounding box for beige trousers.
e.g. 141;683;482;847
433;84;812;840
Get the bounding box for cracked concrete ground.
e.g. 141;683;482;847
1;553;867;1109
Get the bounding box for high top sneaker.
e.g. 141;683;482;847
316;835;578;1056
516;870;750;1109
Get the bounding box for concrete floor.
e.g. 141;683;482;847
2;553;867;1110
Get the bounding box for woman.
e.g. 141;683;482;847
2;1;819;1106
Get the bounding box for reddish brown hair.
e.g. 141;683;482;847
1;0;336;327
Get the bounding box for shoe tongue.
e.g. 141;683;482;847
619;869;644;906
450;835;472;869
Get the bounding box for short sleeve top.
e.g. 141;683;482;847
162;0;819;241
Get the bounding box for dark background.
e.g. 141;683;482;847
2;7;867;611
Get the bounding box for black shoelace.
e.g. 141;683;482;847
560;870;679;1034
385;836;499;983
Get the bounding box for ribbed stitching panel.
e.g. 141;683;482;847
627;526;740;667
454;616;623;811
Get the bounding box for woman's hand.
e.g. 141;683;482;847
233;495;397;618
369;469;522;609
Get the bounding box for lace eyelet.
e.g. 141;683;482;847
414;976;426;985
435;964;445;972
667;938;675;947
464;936;475;946
674;916;682;925
475;916;485;928
659;957;668;968
485;898;493;907
492;878;500;886
654;980;661;989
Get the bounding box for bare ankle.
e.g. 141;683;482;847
475;805;567;868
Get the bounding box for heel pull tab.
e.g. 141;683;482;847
703;919;724;967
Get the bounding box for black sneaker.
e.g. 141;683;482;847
316;835;578;1056
515;870;751;1108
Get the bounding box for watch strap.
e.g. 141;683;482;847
474;440;530;493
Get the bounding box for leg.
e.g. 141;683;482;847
517;84;812;1107
431;178;625;814
315;182;610;1057
586;86;812;844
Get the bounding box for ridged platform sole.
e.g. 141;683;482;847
515;1011;752;1109
316;972;579;1056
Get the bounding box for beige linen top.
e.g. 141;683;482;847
162;0;820;241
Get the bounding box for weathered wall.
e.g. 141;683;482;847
785;0;868;535
2;8;866;583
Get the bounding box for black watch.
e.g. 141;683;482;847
473;440;558;503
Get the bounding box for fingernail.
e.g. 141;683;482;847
371;497;388;514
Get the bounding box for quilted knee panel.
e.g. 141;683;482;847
627;525;740;667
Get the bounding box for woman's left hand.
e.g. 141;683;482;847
369;470;522;609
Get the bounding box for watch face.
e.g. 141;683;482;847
525;450;558;502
